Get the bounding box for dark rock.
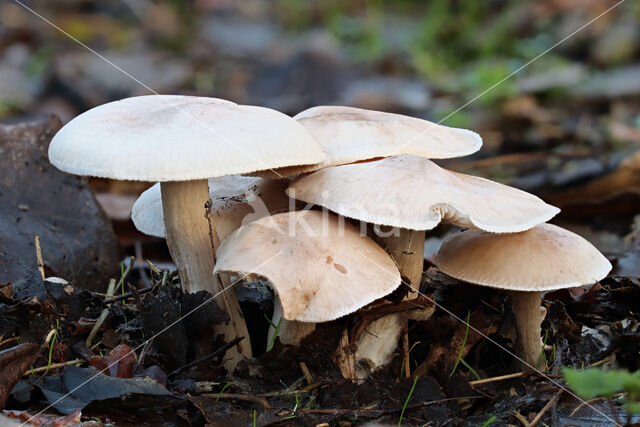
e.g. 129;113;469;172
0;115;120;296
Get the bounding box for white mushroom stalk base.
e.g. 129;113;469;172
511;290;544;371
267;298;316;348
355;228;427;379
160;180;252;368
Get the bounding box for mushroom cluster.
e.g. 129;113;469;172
48;96;611;378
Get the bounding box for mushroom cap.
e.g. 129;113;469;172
435;223;612;291
132;176;290;239
48;95;325;181
260;106;482;177
287;155;559;232
214;210;401;322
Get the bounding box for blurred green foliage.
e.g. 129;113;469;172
3;0;639;122
564;367;640;415
275;0;554;105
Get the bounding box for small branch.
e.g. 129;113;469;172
297;396;483;417
34;236;45;281
0;337;19;347
23;359;83;376
103;286;153;304
569;393;625;417
402;325;410;379
257;381;324;397
201;393;270;410
299;362;313;385
530;389;563;426
469;372;527;386
509;410;530;427
134;338;153;372
298;408;384;417
86;260;136;347
86;278;116;347
134;241;151;288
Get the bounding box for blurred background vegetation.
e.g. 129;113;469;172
1;0;639;274
2;1;639;130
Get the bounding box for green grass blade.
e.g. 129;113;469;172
398;376;419;426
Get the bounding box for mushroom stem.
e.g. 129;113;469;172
354;228;426;378
511;290;543;371
267;298;316;348
160;180;252;366
384;228;426;293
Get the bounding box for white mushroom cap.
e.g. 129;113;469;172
287;155;560;232
132;176;290;239
262;105;482;177
435;223;612;291
214;210;401;322
48;95;325;181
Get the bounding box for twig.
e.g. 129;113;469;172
161;270;168;286
168;337;243;377
256;381;324;397
134;338;153;372
201;393;270;410
298;408;385;416
86;278;116;347
530;389;563;426
34;236;45;281
297;396;483;417
469;372;527;386
103;286;154;304
509;410;530;427
569;393;625;417
588;356;612;368
402;325;410;379
134;241;151;288
0;337;19;347
300;362;313;385
147;260;161;276
23;359;83;376
127;282;144;310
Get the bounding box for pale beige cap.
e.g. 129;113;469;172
287;155;559;232
131;176;290;240
49;95;325;181
214;210;401;322
260;105;482;177
435;223;612;291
